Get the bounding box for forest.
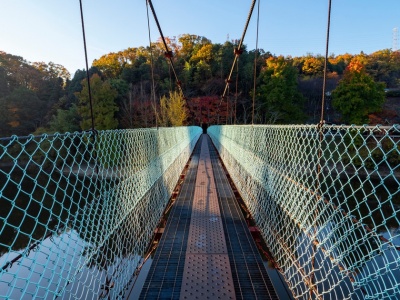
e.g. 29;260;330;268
1;33;400;137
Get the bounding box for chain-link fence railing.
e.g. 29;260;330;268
208;124;400;300
0;126;201;299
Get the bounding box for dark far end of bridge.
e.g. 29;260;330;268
126;134;293;300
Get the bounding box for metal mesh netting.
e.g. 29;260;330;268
0;126;201;299
208;124;400;300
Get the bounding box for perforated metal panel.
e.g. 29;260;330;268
186;217;227;253
180;254;235;299
140;135;279;299
138;137;203;300
180;137;236;300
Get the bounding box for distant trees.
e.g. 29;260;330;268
4;87;45;135
0;52;72;136
76;74;119;130
1;39;399;137
257;56;306;124
48;105;80;133
366;49;400;88
301;56;325;76
332;59;385;124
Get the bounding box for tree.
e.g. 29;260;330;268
4;87;46;135
92;52;125;79
257;56;306;124
76;74;119;130
158;91;188;126
302;56;325;76
0;66;9;98
158;94;169;127
178;34;211;60
0;96;10;136
190;44;213;63
48;105;80;133
332;60;385;124
366;49;400;88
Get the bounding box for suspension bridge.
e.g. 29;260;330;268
1;0;400;299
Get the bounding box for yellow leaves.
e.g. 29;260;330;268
190;44;213;63
265;56;291;76
158;91;188;127
302;57;324;76
346;55;367;73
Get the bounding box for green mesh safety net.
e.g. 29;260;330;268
0;127;201;298
208;124;400;300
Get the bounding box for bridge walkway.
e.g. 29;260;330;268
137;134;281;299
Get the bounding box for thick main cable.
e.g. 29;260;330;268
146;0;185;100
222;0;257;99
217;0;257;121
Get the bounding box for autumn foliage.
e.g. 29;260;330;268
1;38;400;136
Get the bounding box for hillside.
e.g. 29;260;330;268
1;37;400;136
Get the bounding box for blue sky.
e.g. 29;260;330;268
1;0;399;76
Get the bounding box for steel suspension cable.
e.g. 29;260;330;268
216;0;257;122
320;0;332;123
146;0;158;128
146;0;185;100
234;58;239;125
312;2;333;297
226;86;230;125
79;0;95;131
222;0;257;99
252;0;260;125
56;2;98;295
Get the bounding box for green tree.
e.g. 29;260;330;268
48;105;81;133
257;56;306;124
366;49;400;88
332;60;385;124
76;74;119;130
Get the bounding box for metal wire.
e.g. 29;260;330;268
209;124;400;300
252;0;260;125
0;127;202;299
79;0;95;132
146;0;185;99
146;0;158;128
320;0;332;124
217;0;257;119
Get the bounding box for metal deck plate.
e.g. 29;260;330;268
139;135;280;299
180;137;236;300
180;254;234;299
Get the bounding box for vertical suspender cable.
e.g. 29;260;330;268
234;57;239;125
79;0;95;131
146;0;158;128
252;0;260;125
57;2;97;295
311;2;333;298
226;86;229;124
320;0;332;123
